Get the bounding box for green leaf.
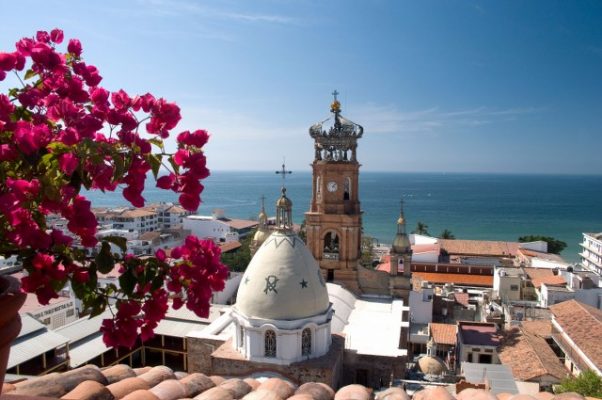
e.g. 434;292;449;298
102;236;128;254
148;154;162;179
167;155;180;174
47;142;70;153
119;269;136;295
24;69;36;80
89;296;107;318
112;151;125;180
95;242;115;274
148;138;164;151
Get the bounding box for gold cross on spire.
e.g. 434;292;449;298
331;89;341;113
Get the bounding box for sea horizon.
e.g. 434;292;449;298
84;171;602;264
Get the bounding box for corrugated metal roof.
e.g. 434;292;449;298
68;334;110;368
8;330;69;368
55;310;111;343
18;314;47;338
155;318;208;338
462;362;518;394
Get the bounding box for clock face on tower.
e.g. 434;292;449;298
327;181;338;192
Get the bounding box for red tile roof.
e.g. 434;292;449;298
520;320;553;337
498;327;568;381
550;299;602;371
523;267;566;288
219;241;242;253
537;275;566;288
439;239;520;257
223;219;258;230
430;323;457;345
412;272;493;287
453;292;470;308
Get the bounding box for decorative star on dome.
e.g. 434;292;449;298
300;279;308;289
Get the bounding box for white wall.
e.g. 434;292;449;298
29;298;78;329
184;216;232;242
409;289;433;324
519;241;548;253
541;285;575;307
412;251;439;263
212;272;243;304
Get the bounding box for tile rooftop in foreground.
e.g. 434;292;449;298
1;363;593;400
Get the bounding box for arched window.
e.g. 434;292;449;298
344;177;351;200
323;231;339;260
301;328;312;356
264;330;276;358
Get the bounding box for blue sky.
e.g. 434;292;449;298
1;0;601;174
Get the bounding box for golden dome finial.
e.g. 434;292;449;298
330;89;341;113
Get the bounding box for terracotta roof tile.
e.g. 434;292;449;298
2;362;575;400
454;292;470;308
430;323;457;345
520;320;553;338
537;275;566;288
498;327;568;381
523;268;566;288
439;239;520;257
550;299;602;370
413;272;493;287
223;219;258;230
219;241;242;253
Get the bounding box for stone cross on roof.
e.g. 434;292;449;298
275;161;292;189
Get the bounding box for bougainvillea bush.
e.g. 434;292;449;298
0;29;228;347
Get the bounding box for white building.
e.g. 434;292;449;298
493;267;523;302
146;203;193;229
183;212;257;243
233;230;334;364
96;208;159;235
580;232;602;276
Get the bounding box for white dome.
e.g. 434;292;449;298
236;230;330;320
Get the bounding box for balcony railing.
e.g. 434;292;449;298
323;252;339;261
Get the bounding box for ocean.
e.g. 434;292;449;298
84;171;602;263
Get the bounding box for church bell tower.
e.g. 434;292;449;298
305;91;364;293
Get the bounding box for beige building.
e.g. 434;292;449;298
456;322;501;367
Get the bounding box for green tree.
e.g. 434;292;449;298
412;221;430;236
360;236;376;268
556;370;602;398
518;235;567;254
298;219;307;243
221;231;254;272
439;229;455;239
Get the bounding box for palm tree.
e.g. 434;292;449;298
412;221;430;236
440;229;455;239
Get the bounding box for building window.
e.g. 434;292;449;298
66;308;75;317
302;328;312;356
265;330;276;358
323;232;339;258
510;285;519;291
240;325;244;347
